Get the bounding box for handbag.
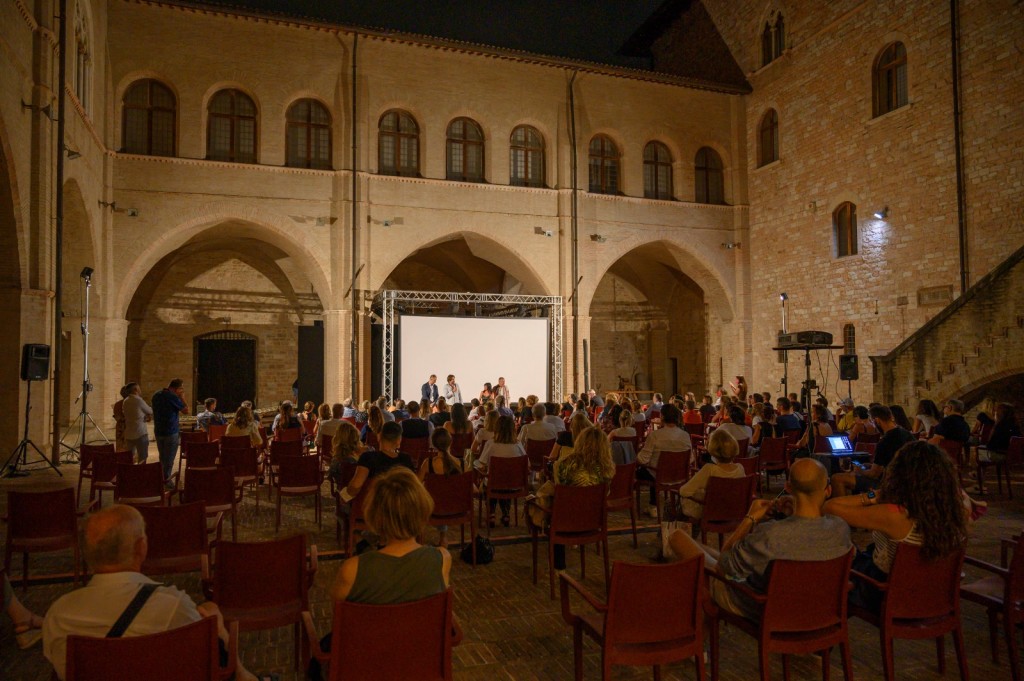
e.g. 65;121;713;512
461;534;495;565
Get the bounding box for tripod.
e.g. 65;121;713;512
60;269;107;463
1;379;63;478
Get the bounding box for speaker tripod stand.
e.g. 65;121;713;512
1;379;62;478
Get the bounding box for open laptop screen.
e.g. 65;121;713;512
827;435;853;453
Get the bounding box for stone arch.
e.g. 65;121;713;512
0;113;24;452
952;366;1024;414
369;230;552;297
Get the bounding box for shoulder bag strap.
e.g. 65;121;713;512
106;583;160;638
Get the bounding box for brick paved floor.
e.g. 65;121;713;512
1;455;1022;680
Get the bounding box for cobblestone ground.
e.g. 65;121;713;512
1;455;1021;681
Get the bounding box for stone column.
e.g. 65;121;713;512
322;309;347;401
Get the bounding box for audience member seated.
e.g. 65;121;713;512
669;458;852;621
543;402;568;433
390;399;409;420
815;396;833;421
718;406;753;444
929;399;971;447
699;395;717;423
196;397;226;432
470;404;487;431
430;398;452;428
608;410;638;464
823;441;967;612
475;415;527;527
636;404;692;517
831;405;915;497
912;399;942;436
376;397;395;423
495;395;514;418
353;401;370;424
310;467;452;679
750;403;774;450
360;405;385;445
550;412;592;462
338;422;416;504
225;405;263;448
835;398;856;432
648;393;665;417
678;429;745;521
3;571;43;649
682;400;703;425
527;427;615;569
330;421;367;488
444;403;473;438
42;505;260;681
418;429;466;548
889;404;913;431
847;406;879;441
795;404;833;450
978;403;1021;464
401;401;434;440
299;401;318;425
710;396;732;425
316;403;345;451
607;410;637;440
339;398;356;419
519;403;558;445
271;401;301;436
471;410;500;456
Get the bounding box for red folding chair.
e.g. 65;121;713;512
89;450;134;504
276;426;303;443
178;431;209;478
335;482;371;557
4;488;90;590
275;455;323;532
425;471;476;565
181;467;239;541
699;474;758;549
532;483;609;599
977;436;1024;498
525;438;555;474
937;439;966;485
451;432;475;459
115;462;173;506
77;443;114;504
962;535;1024;679
207;424;228;442
480;455;530;535
219;446;262;510
606;462;638;548
401;437;431;468
758;437;789;491
634;449;690;524
219;434;251;450
184;441;220;471
139;501;221;576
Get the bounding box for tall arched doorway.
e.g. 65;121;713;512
589;243;711;397
0;134;22;452
125;222;324;410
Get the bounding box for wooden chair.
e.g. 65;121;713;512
937;438;967;485
276;426;303;443
275;455;323;532
560;557;705;681
424;471;476;564
609;435;638;464
708;550;854;681
76;443;114;504
634;449;690;524
65;616;237;681
606;462;638;548
114;462;173;507
735;455;761;491
532;484;610;599
699;474;758;549
185;441;220;471
451;432;475;459
218;434;251;450
525;438;556;474
178;431;209;478
401;436;432;468
334;483;370;556
181;467;239;541
207;423;228;442
301;419;317;439
219;446;261;510
139;502;221;576
962;535;1024;680
4;488;91;590
204;534;317;671
758;437;789;490
736;438;750;459
850;544;968;681
268;440;305;491
303;590;458;681
977;436;1024;498
89;450;134;505
480;455;530;535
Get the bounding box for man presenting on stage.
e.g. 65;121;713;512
443;374;462;405
494;377;510;404
421;374;439;404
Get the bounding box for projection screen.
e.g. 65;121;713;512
398;315;550;403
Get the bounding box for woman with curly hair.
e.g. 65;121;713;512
823;440;968;612
912;398;942;436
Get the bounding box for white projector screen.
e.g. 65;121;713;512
399;315;550;404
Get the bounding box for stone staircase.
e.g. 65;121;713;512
872;242;1024;410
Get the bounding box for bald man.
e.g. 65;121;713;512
670;458;852;620
43;505;258;681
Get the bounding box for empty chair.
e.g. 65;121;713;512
605;462;638;548
178;431;210;478
65;616;236;681
699;475;758;549
89;450;134;505
532;484;609;599
4;488;88;590
850;544;968;681
561;558;705;681
139;502;220;575
758;437;789;490
962;535;1024;680
181;467;239;541
936;439;966;484
185;441;220;471
976;436;1024;498
525;438;556;474
76;443;114;504
276;426;303;443
708;550;855;681
303;590;456;681
735;455;761;492
114;462;173;507
218;434;251;450
219;446;261;510
275;455;323;532
268;440;304;490
204;534;317;671
424;471;476;564
334;483;370;557
207;423;228;442
480;454;530;534
634;449;690;524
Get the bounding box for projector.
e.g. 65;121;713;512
778;331;834;348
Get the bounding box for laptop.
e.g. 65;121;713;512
826;434;854;456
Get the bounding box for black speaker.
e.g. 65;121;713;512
21;343;50;381
839;354;859;381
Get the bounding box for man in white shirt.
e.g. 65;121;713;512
443;374;462;405
121;382;153;464
43;505;258;681
494;377;510;404
519;404;558;446
636;403;692;517
541;402;566;432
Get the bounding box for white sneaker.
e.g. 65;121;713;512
646;505;659;518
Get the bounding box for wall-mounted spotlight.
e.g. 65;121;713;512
873;206;889;219
721;242;741;250
590;234;606;243
98;200;139;217
534;226;553;238
79;267;94;280
64;145;81;160
779;292;788;301
21;100;56;121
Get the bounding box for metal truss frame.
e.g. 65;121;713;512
376;289;563;402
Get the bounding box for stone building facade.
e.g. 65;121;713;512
0;0;1021;454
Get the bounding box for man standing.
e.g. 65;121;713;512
494;377;510;405
443;374;462;406
421;375;439;405
831;405;916;496
43;505;259;681
122;383;152;464
152;379;188;487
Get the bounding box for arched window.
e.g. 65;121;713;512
761;12;785;66
843;324;856;355
758;109;779;167
694;147;724;204
379;110;419;176
510;125;545;187
73;1;91;112
643;141;673;200
285;99;331;169
761;23;773;67
873;42;908;117
774;14;786;59
588;135;620;194
207;89;258;163
446;118;485;182
833;202;858;257
122;80;176;156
